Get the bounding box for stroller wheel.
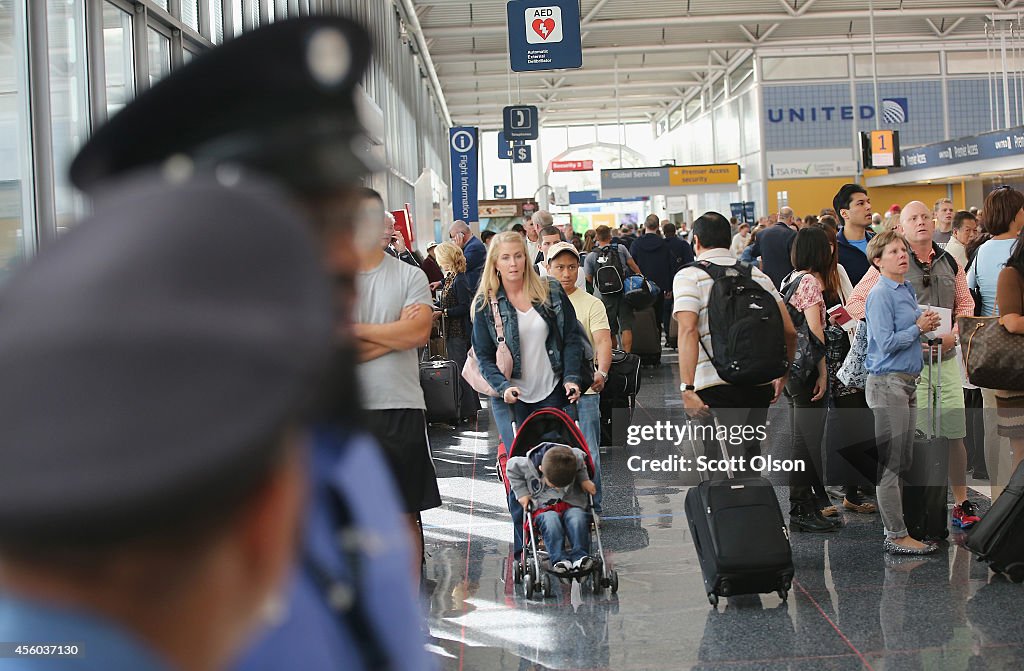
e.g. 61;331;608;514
524;573;535;599
708;592;719;608
543;574;553;598
609;570;619;594
513;559;523;584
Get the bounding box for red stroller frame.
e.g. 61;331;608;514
497;407;619;598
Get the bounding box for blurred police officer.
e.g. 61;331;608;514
70;17;435;671
0;171;333;671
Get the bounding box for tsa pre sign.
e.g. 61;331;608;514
507;0;583;72
449;127;479;223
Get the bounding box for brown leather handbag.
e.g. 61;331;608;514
958;316;1024;391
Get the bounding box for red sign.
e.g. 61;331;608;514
550;160;593;172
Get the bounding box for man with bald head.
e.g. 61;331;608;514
449;219;487;289
845;200;980;531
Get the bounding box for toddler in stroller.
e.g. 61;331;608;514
507;443;597;575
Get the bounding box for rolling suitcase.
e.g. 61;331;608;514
420;314;461;427
684;417;794;607
599;349;640;446
965;459;1024;582
902;340;950;542
631;306;662;366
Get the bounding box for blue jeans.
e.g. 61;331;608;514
491;397;515;452
577;393;603;512
510;384;568;428
536;507;591;564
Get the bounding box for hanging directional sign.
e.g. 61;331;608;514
503;105;539;140
498;131;514;159
507;0;583;72
494;185;508;199
512;145;533;164
449;127;479;223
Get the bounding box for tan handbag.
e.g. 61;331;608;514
462;300;513;397
958;316;1024;391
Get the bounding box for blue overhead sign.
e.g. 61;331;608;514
506;0;583;73
498;132;526;159
512;145;533;164
494;185;508;199
449;127;479;223
503;106;539;140
893;126;1024;171
569;190;649;205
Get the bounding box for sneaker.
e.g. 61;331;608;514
573;556;595;572
952;500;982;529
551;560;572;575
843;490;878;514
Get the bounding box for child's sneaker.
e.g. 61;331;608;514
952;500;981;529
572;556;595;573
551;560;572;575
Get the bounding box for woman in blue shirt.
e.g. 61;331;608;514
864;230;942;555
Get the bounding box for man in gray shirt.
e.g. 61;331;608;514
354;188;440;581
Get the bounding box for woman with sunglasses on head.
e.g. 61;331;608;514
968;186;1024;499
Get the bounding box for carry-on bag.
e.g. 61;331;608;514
965;459;1024;582
902;339;950;542
631;306;662;366
683;417;794;607
420;314;462;427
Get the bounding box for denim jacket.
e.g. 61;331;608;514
471;278;583;396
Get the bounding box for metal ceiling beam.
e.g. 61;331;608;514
429;33;990;64
449;96;680;111
436;64;727;81
421;7;1000;38
443;80;701;97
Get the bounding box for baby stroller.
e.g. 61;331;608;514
497;406;619;599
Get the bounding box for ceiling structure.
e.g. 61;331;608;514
405;0;1024;129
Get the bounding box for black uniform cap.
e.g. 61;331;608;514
0;170;334;545
70;17;378;195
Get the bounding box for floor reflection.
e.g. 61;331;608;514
423;356;1024;671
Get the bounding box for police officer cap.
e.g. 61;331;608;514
0;170;334;545
70;17;377;195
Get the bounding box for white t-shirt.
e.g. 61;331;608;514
511;307;559;403
672;249;784;391
355;255;432;410
567;289;610;395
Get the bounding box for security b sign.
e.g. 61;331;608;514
527;7;562;44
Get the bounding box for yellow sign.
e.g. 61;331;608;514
668;164;741;187
870;130;895;167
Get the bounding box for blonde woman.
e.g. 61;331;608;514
434;242;480;422
472;231;586;558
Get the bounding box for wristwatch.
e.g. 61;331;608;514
680;383;696;392
595;370;608;379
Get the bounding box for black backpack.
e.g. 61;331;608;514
694;261;789;386
595;244;625;295
780;272;827;387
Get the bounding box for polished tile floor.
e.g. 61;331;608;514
422;348;1023;671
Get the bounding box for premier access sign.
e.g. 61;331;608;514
507;0;583;72
449;127;479;224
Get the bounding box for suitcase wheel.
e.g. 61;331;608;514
777;588;789;602
708;592;719;607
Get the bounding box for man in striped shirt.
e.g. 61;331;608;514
673;212;796;470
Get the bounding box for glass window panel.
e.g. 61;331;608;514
0;0;33;280
102;3;135;118
266;0;274;23
212;0;223;43
182;0;200;31
253;0;261;27
762;55;848;81
152;0;168;9
854;53;939;77
147;28;171;86
48;0;91;234
947;51;996;75
232;0;242;37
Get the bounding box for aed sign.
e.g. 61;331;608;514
507;0;583;72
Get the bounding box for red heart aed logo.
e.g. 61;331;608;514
532;18;556;40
